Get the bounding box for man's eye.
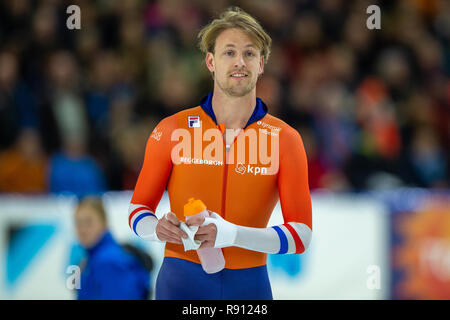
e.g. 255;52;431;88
225;51;234;56
246;51;254;57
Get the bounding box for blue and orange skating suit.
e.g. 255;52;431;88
129;92;312;271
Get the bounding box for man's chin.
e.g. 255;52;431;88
223;85;254;97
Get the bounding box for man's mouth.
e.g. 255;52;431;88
230;72;248;79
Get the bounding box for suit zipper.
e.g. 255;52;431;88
221;151;229;218
220;127;243;219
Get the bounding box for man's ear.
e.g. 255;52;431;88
205;52;215;73
259;55;265;75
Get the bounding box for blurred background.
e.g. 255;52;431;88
0;0;449;299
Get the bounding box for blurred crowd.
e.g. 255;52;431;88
0;0;449;197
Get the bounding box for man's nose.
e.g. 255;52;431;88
234;53;246;68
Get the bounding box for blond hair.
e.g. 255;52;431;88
198;7;272;64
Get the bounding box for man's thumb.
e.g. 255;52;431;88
166;212;180;225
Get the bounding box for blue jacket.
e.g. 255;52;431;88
78;231;150;300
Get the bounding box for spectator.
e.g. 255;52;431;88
0;51;38;149
0;128;47;193
73;196;152;299
85;51;119;133
41;50;89;153
48;131;106;198
405;125;448;188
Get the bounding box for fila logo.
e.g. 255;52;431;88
235;163;268;176
188;116;201;128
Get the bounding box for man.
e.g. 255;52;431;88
129;7;312;300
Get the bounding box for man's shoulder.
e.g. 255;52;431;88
261;114;306;156
259;113;301;139
156;105;204;128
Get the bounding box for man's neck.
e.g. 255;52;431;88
211;87;256;130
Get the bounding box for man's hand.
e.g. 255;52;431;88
194;224;218;249
155;212;188;244
186;211;218;249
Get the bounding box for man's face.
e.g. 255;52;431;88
206;28;264;97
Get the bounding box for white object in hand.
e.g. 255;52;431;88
185;208;225;274
179;223;201;251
